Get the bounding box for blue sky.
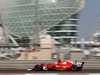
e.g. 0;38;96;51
79;0;100;40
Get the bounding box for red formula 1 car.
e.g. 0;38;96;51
27;60;85;71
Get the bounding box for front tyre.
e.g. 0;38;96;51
71;65;78;71
34;65;41;71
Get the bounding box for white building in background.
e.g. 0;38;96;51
0;0;84;45
0;27;4;42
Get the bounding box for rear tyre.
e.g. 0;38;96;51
34;65;41;71
71;65;78;71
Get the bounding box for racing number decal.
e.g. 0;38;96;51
43;66;48;70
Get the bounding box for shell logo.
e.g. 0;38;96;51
56;65;62;68
56;65;58;68
48;65;50;67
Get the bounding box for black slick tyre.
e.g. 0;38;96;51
71;65;78;71
34;65;41;71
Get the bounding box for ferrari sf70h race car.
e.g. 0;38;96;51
28;60;85;71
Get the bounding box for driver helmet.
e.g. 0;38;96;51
58;59;61;63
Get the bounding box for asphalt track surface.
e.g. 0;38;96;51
0;69;100;73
